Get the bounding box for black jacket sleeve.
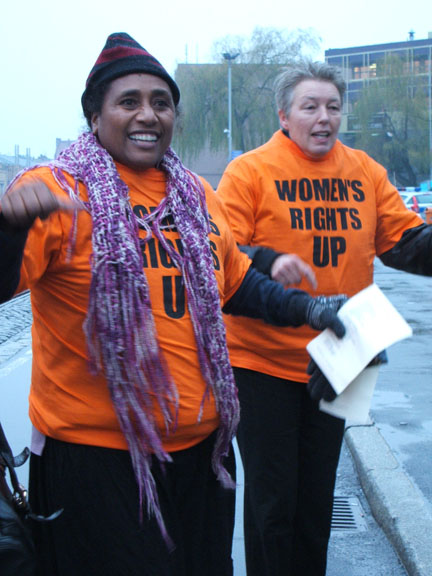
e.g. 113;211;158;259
0;213;28;303
223;265;312;327
238;245;281;277
379;224;432;275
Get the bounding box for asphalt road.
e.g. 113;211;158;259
372;259;432;511
353;260;432;576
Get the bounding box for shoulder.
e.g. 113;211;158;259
14;165;55;184
13;165;77;200
335;141;387;177
226;134;278;170
336;141;381;166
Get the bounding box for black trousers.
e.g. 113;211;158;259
234;367;345;576
29;431;236;576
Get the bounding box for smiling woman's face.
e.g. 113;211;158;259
278;79;342;159
91;73;175;171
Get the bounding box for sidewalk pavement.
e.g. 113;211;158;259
232;419;431;576
345;423;432;576
356;260;432;576
233;428;413;575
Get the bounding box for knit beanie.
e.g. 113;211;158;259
81;32;180;116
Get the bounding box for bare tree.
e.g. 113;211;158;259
353;55;430;187
173;27;320;159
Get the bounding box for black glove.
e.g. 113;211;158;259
305;295;347;338
367;350;388;366
306;349;389;403
306;358;337;402
305;295;347;403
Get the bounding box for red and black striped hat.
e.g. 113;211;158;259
81;32;180;113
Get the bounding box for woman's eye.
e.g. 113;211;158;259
154;99;170;108
120;98;137;107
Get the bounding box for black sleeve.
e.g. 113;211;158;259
0;213;28;303
379;224;432;275
222;265;311;327
238;245;281;277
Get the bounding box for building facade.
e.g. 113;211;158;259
0;146;37;197
325;33;432;147
0;138;75;195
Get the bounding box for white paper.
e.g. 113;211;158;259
306;283;412;395
319;366;380;423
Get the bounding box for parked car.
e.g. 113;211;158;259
398;191;432;219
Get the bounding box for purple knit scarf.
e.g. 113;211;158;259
27;132;240;541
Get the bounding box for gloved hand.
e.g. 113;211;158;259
367;350;388;366
306;359;337;402
306;349;389;403
305;295;347;338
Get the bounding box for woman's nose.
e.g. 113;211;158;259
317;106;330;122
136;104;157;123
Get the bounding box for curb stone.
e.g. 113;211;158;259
345;424;432;576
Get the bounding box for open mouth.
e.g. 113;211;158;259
129;133;158;143
312;131;330;139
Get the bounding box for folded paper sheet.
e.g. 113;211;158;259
319;366;379;423
306;283;412;398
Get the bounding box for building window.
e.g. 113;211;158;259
348;54;365;79
327;56;343;68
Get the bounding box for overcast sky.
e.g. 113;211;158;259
1;0;431;158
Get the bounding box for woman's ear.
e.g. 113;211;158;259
91;114;98;135
278;109;290;131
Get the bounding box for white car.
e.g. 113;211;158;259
398;190;432;219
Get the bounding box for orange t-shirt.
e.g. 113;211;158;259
217;130;423;383
16;163;250;452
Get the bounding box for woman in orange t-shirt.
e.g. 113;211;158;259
218;60;432;576
0;37;346;576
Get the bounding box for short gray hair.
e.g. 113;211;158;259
274;60;346;117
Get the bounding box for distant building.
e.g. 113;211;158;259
55;138;74;159
325;32;432;147
0;145;39;196
178;145;228;190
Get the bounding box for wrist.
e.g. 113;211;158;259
286;292;313;326
0;212;31;236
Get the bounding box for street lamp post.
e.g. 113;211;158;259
223;52;239;162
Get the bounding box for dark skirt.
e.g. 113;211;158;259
29;431;236;576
